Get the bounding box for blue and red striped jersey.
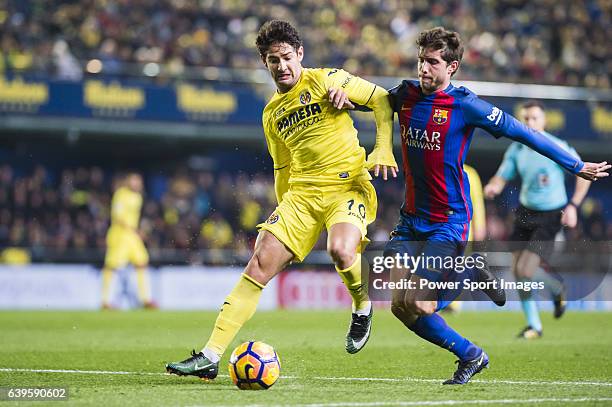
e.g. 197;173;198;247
389;80;584;224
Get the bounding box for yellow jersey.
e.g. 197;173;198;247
262;68;395;202
110;186;142;231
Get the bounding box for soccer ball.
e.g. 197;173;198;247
228;341;281;390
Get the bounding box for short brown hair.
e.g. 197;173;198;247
256;20;303;58
522;100;546;111
417;27;464;74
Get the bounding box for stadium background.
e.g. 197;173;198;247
0;0;610;310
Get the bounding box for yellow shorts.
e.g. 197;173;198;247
257;179;377;262
104;226;149;269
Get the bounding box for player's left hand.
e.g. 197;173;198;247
561;204;578;228
577;161;611;181
328;88;355;110
372;164;398;180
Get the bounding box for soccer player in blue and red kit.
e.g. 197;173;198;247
382;27;610;385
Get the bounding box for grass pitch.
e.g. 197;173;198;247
0;310;611;406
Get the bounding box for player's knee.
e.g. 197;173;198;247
402;296;434;316
413;301;436;316
515;260;532;279
327;241;356;269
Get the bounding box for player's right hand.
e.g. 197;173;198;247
560;204;578;228
577;161;611;181
483;183;501;199
328;88;355;110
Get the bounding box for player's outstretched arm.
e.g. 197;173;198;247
462;96;587;176
364;85;398;180
328;86;397;180
324;71;398;180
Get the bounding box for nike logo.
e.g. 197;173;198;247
193;361;214;371
350;321;372;350
401;106;412;111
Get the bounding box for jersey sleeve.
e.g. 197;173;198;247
323;69;397;169
324;69;377;105
566;144;581;160
495;143;519;181
363;85;396;169
461;95;584;174
262;117;291;203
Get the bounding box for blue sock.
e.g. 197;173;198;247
409;313;482;362
520;299;542;332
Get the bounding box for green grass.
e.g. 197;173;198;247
0;310;611;406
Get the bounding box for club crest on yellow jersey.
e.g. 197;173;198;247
266;213;280;224
299;90;311;105
433;108;449;125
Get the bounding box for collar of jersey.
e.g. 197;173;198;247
419;82;454;98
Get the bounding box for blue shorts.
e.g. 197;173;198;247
384;212;469;267
384;212;471;311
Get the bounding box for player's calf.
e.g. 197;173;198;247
553;283;567;319
473;253;506;306
244;231;293;285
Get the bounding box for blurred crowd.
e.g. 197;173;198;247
0;0;609;87
0;163;609;264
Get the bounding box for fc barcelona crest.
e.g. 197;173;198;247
432;108;448;125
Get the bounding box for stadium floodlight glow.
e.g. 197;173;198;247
143;63;160;77
86;59;102;74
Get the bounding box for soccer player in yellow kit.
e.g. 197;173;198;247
464;165;486;243
101;172;155;309
166;20;397;379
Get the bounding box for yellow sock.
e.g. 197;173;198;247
135;266;152;303
205;273;264;357
336;255;370;313
101;268;114;305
